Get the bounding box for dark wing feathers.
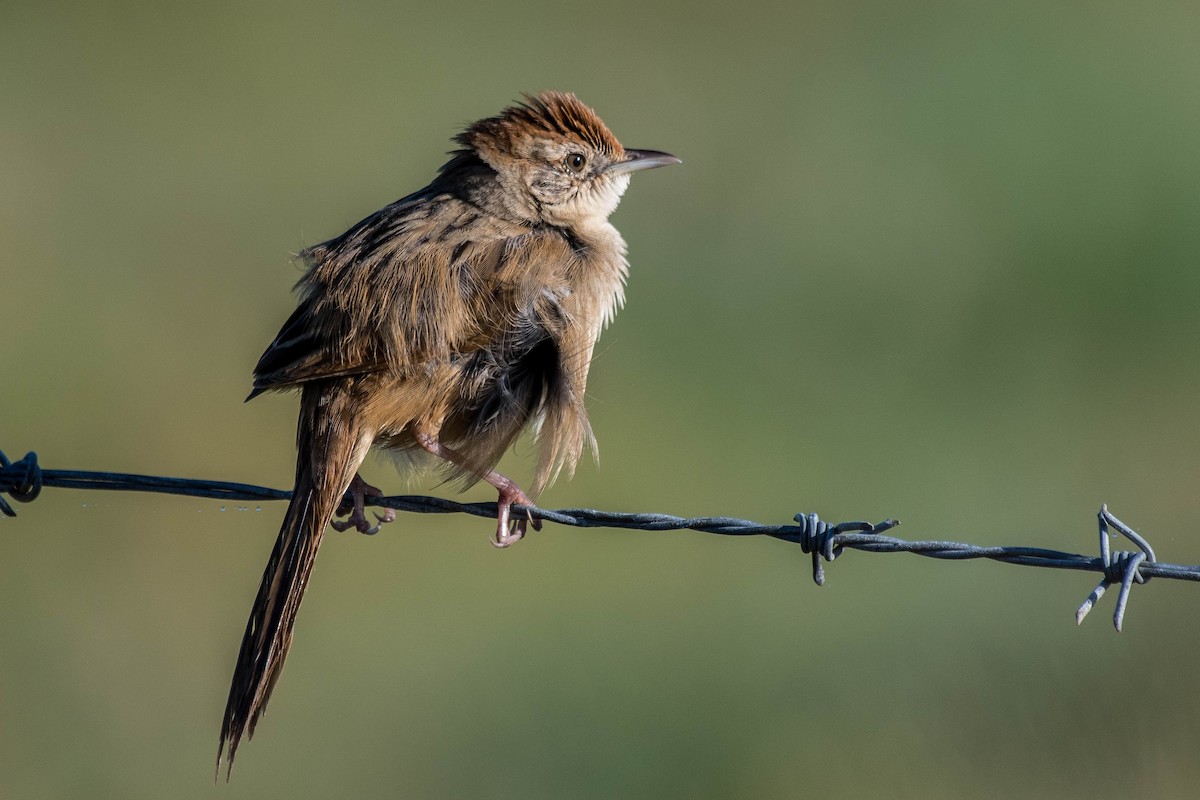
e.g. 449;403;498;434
249;188;533;398
247;302;385;400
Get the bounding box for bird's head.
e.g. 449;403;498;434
456;91;679;227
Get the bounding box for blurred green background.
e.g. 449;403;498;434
4;0;1200;797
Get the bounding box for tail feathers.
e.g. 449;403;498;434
217;384;369;779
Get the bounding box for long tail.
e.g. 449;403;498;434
217;383;370;779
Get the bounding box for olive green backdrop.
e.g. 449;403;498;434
4;1;1200;797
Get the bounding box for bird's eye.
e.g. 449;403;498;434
566;153;587;173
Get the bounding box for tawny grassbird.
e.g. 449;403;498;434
217;91;679;774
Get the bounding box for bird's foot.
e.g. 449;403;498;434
493;485;542;548
332;474;395;535
407;429;540;548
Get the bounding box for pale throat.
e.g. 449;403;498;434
544;172;631;229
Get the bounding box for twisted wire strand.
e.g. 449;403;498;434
3;450;1192;631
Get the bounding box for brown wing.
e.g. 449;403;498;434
246;300;383;400
248;185;531;399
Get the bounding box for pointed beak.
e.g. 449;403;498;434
606;148;682;176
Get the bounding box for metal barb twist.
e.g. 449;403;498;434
1075;505;1155;631
791;512;899;585
0;450;42;517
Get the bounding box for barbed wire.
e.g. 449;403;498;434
3;449;1194;632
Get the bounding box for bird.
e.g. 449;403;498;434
216;91;679;776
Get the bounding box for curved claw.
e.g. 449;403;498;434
331;474;395;536
492;492;537;548
359;510;396;536
491;508;526;548
492;524;525;548
331;513;384;535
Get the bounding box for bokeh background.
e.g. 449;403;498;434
4;1;1200;797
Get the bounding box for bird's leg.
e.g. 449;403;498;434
412;430;542;548
331;473;396;535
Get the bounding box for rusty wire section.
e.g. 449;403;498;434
3;449;1194;631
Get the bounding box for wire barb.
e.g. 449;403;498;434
3;449;1195;632
0;451;42;517
788;512;900;586
1074;504;1155;631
